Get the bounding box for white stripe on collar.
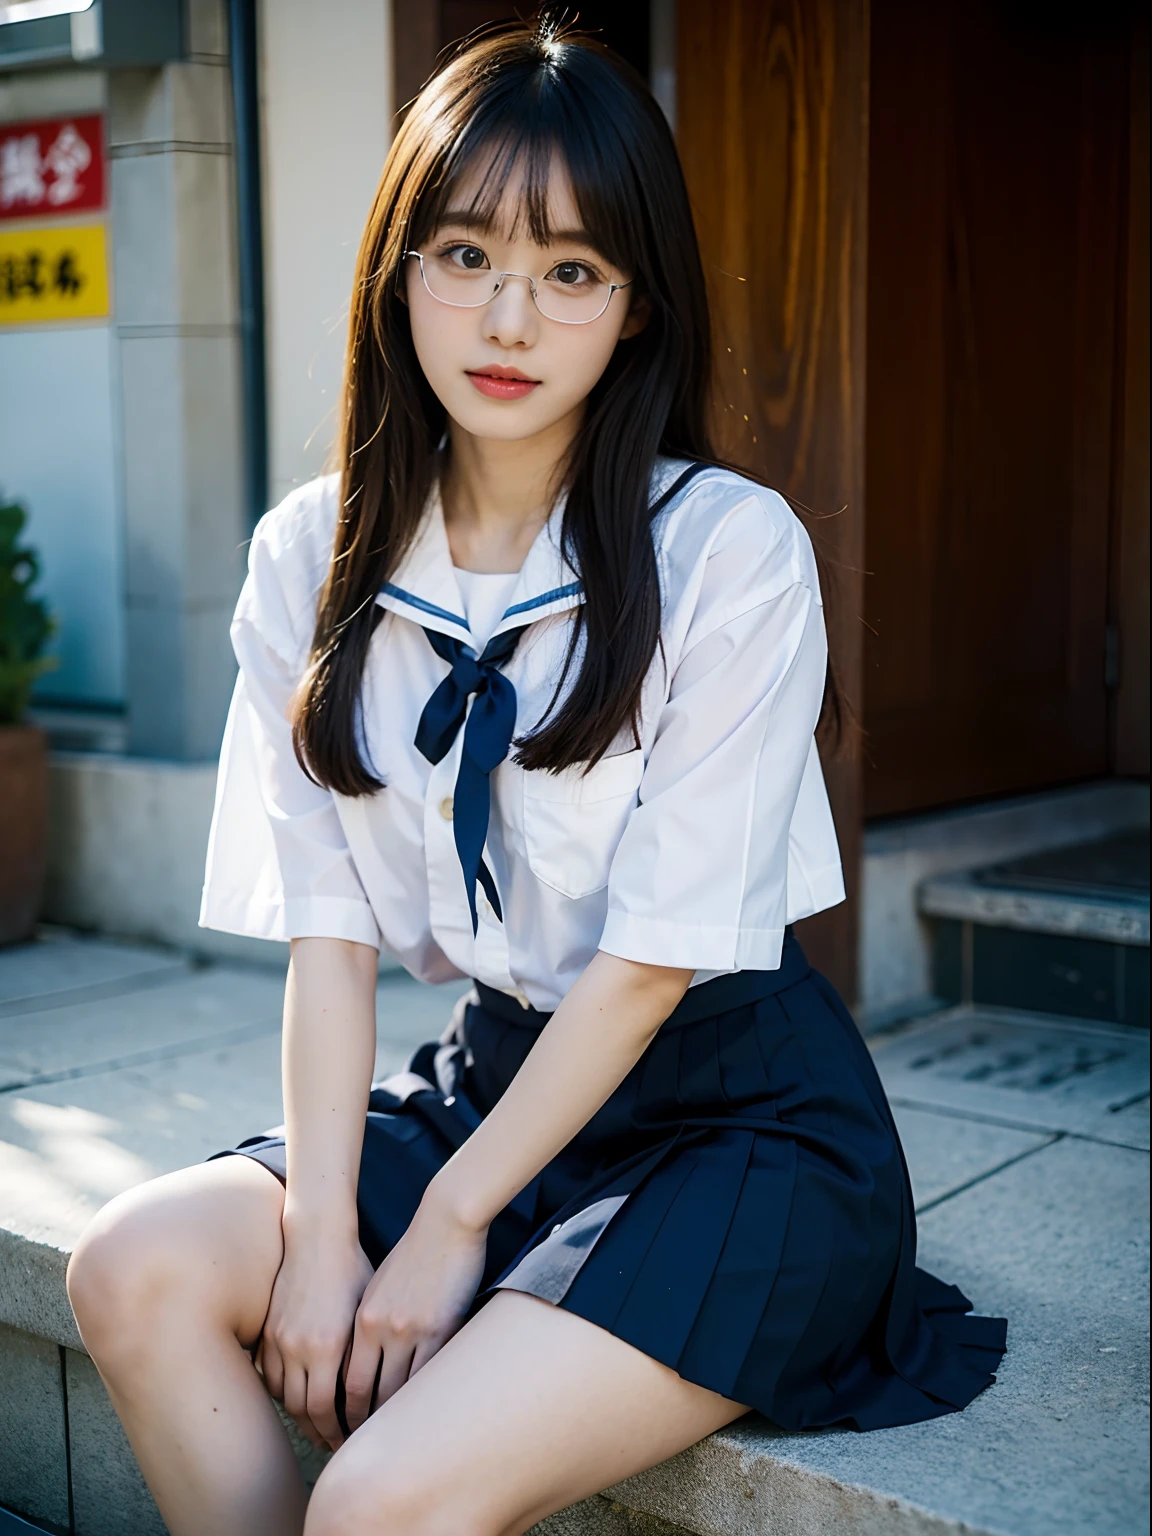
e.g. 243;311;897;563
374;457;706;644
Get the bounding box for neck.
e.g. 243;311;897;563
440;405;581;573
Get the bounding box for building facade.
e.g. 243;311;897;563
1;0;1147;1006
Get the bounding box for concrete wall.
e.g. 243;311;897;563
43;750;277;965
259;0;394;508
109;0;247;760
42;750;402;971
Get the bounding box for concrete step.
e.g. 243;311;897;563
919;829;1150;1028
0;933;1147;1536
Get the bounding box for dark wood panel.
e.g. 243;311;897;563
392;2;650;124
1114;14;1150;776
677;0;869;1002
863;0;1129;818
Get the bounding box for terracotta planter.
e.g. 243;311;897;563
0;723;49;947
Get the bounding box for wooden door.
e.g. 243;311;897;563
675;0;869;999
393;3;650;120
863;0;1131;818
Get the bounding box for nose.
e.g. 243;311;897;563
482;272;539;348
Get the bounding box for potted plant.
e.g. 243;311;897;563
0;498;57;946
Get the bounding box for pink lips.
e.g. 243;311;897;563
466;367;541;400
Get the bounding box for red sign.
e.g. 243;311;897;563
0;115;106;222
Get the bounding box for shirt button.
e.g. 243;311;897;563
438;795;454;821
551;1223;563;1236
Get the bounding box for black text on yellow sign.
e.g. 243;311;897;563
0;223;110;325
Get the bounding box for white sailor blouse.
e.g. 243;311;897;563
198;456;845;1010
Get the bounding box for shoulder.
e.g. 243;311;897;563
235;473;341;661
249;472;342;578
651;459;821;610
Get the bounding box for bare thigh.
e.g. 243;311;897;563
305;1289;752;1536
68;1152;286;1356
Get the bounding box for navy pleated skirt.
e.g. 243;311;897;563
210;932;1007;1431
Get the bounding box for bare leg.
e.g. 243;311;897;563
67;1155;308;1536
304;1288;752;1536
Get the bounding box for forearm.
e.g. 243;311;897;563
281;936;379;1243
426;951;693;1233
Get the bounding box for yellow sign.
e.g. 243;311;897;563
0;222;109;325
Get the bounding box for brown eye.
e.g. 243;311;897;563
554;262;584;285
459;245;486;269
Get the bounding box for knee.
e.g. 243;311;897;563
67;1186;186;1359
306;1449;501;1536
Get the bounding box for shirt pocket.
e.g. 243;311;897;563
521;747;645;899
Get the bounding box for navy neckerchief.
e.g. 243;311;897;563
415;623;527;934
413;459;714;934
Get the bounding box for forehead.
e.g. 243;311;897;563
432;145;584;246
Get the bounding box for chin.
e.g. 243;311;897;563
449;397;564;443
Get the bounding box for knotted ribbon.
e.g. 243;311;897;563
414;624;528;934
411;460;714;936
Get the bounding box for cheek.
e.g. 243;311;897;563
547;327;626;401
407;290;467;380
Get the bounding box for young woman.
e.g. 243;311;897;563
67;18;1007;1536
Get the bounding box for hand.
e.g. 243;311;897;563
258;1221;373;1452
342;1195;488;1431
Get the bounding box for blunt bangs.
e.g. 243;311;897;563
408;43;657;290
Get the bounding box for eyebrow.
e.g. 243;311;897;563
435;211;603;249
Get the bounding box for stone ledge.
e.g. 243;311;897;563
920;871;1149;945
0;1230;79;1353
603;1422;1002;1536
1;941;1147;1536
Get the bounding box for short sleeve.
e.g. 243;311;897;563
198;495;381;949
598;490;843;971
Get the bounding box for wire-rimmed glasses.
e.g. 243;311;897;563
403;248;632;325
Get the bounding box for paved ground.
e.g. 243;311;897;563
0;927;1148;1536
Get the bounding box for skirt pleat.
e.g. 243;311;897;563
210;935;1008;1432
676;1131;800;1400
604;1131;755;1367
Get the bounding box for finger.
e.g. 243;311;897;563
306;1366;344;1452
343;1324;383;1433
260;1335;284;1402
372;1335;416;1412
282;1360;309;1424
335;1343;353;1442
289;1407;326;1451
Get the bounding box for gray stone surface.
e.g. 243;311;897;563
919;871;1149;945
1106;1094;1151;1152
0;963;287;1092
0;934;1147;1536
888;1102;1054;1211
0;950;466;1346
0;1323;70;1531
535;1500;697;1534
0;931;184;1014
65;1348;167;1536
41;755;414;967
859;779;1149;1021
872;1008;1149;1143
0;1229;77;1351
606;1136;1149;1536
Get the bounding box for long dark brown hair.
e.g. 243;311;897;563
292;13;840;795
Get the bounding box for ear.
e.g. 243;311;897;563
618;291;652;340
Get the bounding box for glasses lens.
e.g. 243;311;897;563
420;252;500;308
419;252;613;323
534;267;613;323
